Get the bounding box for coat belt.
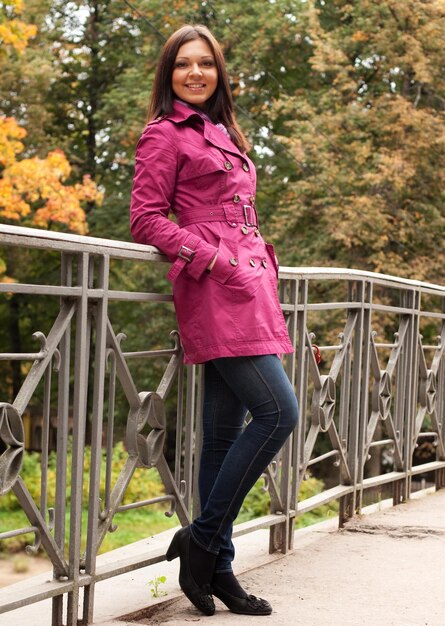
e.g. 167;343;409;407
177;203;258;228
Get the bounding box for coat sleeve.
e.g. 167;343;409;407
130;121;217;281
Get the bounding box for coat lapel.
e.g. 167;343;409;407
169;100;247;161
202;122;245;160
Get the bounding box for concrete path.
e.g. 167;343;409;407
118;489;445;626
2;489;445;626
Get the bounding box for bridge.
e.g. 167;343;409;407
0;224;444;625
2;488;445;625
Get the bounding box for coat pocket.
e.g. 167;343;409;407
209;237;265;299
207;237;239;285
265;243;279;278
179;147;227;181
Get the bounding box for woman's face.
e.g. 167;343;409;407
172;38;218;109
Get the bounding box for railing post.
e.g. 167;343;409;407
402;288;420;502
340;280;365;526
52;252;72;626
281;278;298;551
356;280;373;513
435;302;445;490
192;365;204;520
267;278;297;553
292;278;308;532
66;252;91;626
184;365;197;515
83;254;110;625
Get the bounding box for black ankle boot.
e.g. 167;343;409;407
212;571;272;616
166;526;216;616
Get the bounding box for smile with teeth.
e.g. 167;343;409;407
186;84;206;90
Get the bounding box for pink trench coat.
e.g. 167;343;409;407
130;100;293;364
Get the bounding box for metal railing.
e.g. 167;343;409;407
0;224;444;625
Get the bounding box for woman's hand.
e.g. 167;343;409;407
206;254;218;272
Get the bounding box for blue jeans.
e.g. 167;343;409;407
190;354;298;573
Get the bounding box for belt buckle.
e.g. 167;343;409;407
178;245;195;262
243;204;256;227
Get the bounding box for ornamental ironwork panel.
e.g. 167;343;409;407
0;225;444;625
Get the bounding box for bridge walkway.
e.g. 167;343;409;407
4;488;443;626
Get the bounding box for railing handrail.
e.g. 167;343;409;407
280;265;445;294
0;223;166;262
1;223;444;296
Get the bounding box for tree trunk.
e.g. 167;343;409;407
85;0;100;213
9;295;22;399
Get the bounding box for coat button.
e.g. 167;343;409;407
224;161;233;170
229;257;238;266
242;163;249;172
233;194;240;203
262;259;267;268
249;195;255;203
241;225;249;235
254;228;260;237
249;258;256;267
231;222;237;228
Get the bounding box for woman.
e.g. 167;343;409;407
130;24;298;617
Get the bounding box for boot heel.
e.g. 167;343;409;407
166;530;180;561
166;525;216;616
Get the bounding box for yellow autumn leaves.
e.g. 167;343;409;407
0;0;36;54
0;116;102;235
0;2;102;235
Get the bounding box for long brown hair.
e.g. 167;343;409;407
148;25;250;153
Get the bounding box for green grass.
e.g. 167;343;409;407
237;475;339;528
0;496;338;561
0;447;339;559
0;506;178;557
99;508;178;553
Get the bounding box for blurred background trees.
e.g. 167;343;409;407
2;0;444;276
1;0;445;415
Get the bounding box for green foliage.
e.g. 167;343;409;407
3;0;445;282
0;442;177;554
1;464;338;556
148;574;167;598
0;509;37;552
97;441;166;506
0;506;178;554
1;450;43;511
99;508;177;554
267;1;445;283
296;474;339;528
237;472;338;528
236;477;271;523
0;442;165;512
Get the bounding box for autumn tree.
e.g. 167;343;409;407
0;0;55;152
0;1;102;398
38;0;155;240
268;0;445;282
0;1;101;237
0;0;37;52
2;0;445;398
0;116;102;235
28;1;310;241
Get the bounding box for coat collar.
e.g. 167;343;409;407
166;100;246;159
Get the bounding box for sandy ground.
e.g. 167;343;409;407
130;532;444;626
0;555;51;588
2;490;445;626
125;490;445;626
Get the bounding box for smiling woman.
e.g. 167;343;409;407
130;24;297;619
172;39;218;109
